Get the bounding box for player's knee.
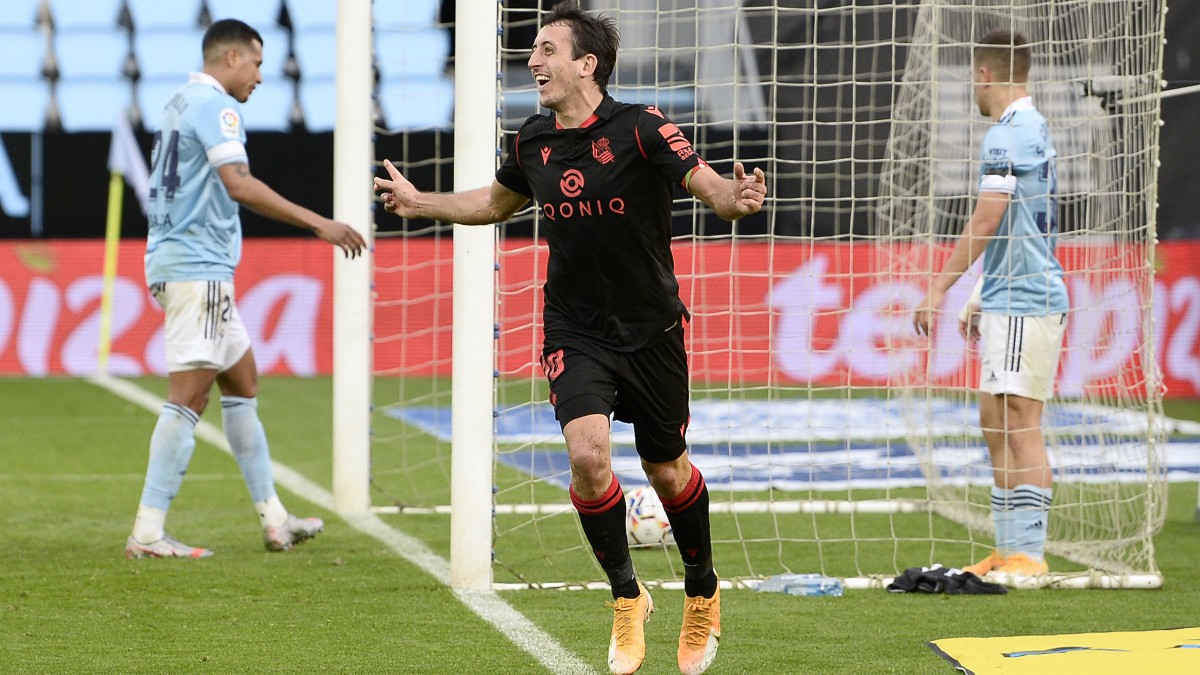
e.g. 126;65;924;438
1003;395;1042;428
179;390;209;415
642;454;690;498
568;447;610;486
216;371;258;399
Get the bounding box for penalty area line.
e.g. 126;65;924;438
88;374;595;675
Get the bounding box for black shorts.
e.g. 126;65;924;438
539;324;690;464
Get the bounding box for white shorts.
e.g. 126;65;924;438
978;312;1067;401
151;280;251;373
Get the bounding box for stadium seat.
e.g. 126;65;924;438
378;76;453;131
0;31;46;78
373;0;441;30
57;79;133;132
375;29;451;80
0;0;42;30
48;0;124;30
136;78;182;131
297;76;335;131
134;28;206;80
208;0;283;28
292;30;337;79
134;24;287;80
124;0;203;30
241;77;295;131
285;0;337;33
53;29;129;79
0;78;50;131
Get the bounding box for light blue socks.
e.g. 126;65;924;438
132;403;200;542
134;397;289;541
222;396;288;527
1011;484;1052;560
138;403;199;510
221;396;276;504
992;484;1052;560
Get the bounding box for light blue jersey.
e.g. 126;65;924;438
144;72;249;284
977;97;1069;316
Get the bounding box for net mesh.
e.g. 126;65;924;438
368;0;1168;589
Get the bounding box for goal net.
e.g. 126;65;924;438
360;0;1169;591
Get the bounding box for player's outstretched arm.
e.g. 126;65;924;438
686;161;767;221
912;191;1008;336
373;159;528;225
217;162;365;258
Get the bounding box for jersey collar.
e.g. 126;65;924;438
593;94;618;120
553;94;618;130
998;95;1034;120
189;71;228;95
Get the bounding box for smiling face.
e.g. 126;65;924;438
528;22;592;111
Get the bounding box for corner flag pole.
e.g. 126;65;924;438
97;171;124;375
98;112;150;375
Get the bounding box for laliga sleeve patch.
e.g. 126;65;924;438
219;108;241;139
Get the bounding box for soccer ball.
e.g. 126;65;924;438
625;485;674;547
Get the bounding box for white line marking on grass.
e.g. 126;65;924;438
89;375;595;675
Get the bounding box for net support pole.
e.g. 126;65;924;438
450;0;499;591
332;0;374;514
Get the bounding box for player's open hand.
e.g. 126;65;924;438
317;220;366;258
958;300;982;343
373;159;420;218
732;161;767;215
912;291;943;337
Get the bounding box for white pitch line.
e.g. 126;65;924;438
89;374;595;675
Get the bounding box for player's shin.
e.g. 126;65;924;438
221;396;286;527
133;403;200;542
571;474;639;599
661;464;717;599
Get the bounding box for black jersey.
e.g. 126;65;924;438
496;95;706;351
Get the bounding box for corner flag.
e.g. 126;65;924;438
98;113;150;374
107;112;150;214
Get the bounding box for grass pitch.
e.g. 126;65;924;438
1;377;1198;673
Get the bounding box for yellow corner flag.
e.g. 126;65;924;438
98;114;150;374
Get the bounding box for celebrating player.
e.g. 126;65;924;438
126;19;366;559
912;30;1068;581
374;3;765;672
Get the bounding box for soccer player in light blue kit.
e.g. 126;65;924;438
913;30;1068;582
126;19;365;558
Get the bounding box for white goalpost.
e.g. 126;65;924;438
340;0;1172;592
447;0;500;592
332;0;374;515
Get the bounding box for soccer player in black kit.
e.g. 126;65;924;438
374;3;766;673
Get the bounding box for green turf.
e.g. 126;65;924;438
1;377;1198;673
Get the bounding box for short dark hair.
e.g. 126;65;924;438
974;30;1030;83
542;1;620;92
202;19;263;62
